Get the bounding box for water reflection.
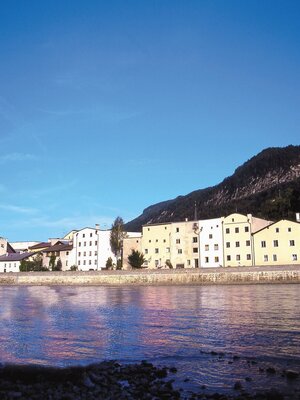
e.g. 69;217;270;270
0;284;299;394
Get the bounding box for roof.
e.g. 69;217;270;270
6;242;16;254
43;243;73;253
0;252;36;262
29;242;51;250
252;219;300;235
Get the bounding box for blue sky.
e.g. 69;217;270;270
0;0;299;241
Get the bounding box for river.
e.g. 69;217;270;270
0;284;299;397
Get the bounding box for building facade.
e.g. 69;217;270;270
199;218;224;268
253;219;300;265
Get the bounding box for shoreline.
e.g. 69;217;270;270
0;265;299;286
0;359;299;400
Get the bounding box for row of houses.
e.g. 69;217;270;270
0;226;137;273
1;212;300;273
123;213;300;269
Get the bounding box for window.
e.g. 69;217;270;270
288;227;291;232
205;257;209;263
187;260;191;266
264;255;268;262
261;241;266;248
176;239;180;244
95;251;97;256
205;244;209;251
148;228;150;231
156;239;158;243
145;249;148;254
273;254;277;261
155;248;159;254
236;254;240;261
166;247;170;253
235;241;240;248
176;228;179;233
78;260;81;266
227;255;231;261
66;261;68;266
66;251;69;255
165;227;167;230
155;260;159;267
78;252;81;256
193;237;198;243
83;234;85;238
178;249;182;254
89;251;92;256
226;228;230;234
79;242;81;247
90;233;93;237
95;260;97;265
84;252;86;256
209;234;213;239
226;242;230;248
245;226;249;232
247;254;251;260
214;244;219;250
83;260;86;265
84;242;86;246
292;254;298;261
194;259;199;268
149;240;151;243
290;240;295;246
163;239;166;243
273;240;279;247
95;241;98;246
246;240;251;246
235;227;239;233
89;260;92;265
193;247;198;253
89;241;92;246
276;227;279;233
215;256;219;263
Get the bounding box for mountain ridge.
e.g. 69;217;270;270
125;145;300;231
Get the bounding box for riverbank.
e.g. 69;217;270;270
0;359;298;400
0;265;299;285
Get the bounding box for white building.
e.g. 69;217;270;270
73;227;115;271
0;252;36;273
199;218;224;268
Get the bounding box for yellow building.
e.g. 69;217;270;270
142;220;199;269
222;213;272;267
142;223;172;268
253;219;300;265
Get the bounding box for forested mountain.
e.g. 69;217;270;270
125;145;300;232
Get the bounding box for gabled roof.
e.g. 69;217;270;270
7;242;16;254
42;243;73;253
0;252;36;262
252;219;300;235
29;242;51;250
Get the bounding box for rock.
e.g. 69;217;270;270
266;367;276;374
169;367;177;373
285;369;299;379
82;373;95;389
245;376;252;382
7;392;22;398
233;381;242;390
264;388;284;400
233;355;240;361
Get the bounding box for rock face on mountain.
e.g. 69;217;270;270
125;145;300;232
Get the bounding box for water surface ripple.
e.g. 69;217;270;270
0;284;299;396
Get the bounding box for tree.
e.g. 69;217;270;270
128;250;146;269
105;257;113;270
54;258;62;271
70;265;78;271
165;260;173;269
110;216;127;267
49;255;56;271
33;254;44;271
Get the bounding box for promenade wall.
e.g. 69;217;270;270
0;265;299;285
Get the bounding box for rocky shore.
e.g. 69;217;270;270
0;360;299;400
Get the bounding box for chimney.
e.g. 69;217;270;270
95;223;100;231
296;213;300;223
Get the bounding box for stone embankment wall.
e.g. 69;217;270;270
0;265;299;285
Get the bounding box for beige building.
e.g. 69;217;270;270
42;241;75;271
253;219;300;265
122;235;142;269
222;213;272;267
